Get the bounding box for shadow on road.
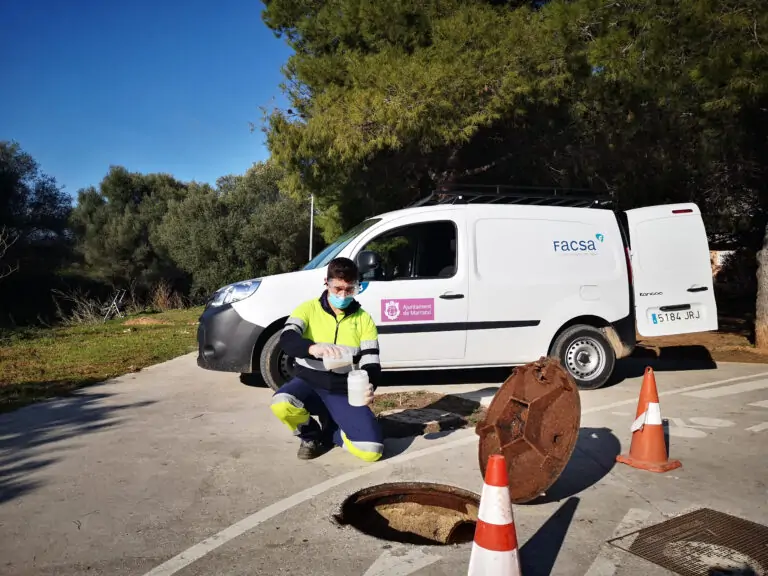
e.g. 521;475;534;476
246;347;718;394
609;345;717;388
709;568;760;576
378;367;512;387
524;427;621;505
0;392;155;504
520;497;580;576
447;386;499;405
373;347;717;391
241;366;511;391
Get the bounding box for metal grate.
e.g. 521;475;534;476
608;508;768;576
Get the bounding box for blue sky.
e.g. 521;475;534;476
0;0;293;199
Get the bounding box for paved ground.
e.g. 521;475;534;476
1;354;768;576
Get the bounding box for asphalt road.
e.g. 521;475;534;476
1;354;768;576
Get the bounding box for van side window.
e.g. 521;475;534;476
361;221;457;281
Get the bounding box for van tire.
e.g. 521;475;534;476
259;330;295;392
550;324;615;390
239;372;266;387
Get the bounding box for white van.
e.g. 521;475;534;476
196;189;717;391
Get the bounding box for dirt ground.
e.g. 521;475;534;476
637;315;768;364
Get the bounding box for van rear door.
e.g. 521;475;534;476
624;203;718;337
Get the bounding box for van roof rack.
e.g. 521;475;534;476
409;184;613;209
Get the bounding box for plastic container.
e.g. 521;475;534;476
322;347;353;371
347;370;371;407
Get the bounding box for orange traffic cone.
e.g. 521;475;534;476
616;366;681;473
468;454;521;575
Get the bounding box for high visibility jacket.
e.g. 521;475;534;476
279;291;381;392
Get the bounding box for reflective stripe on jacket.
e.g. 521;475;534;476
279;291;381;392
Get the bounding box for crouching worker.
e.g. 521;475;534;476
270;257;384;462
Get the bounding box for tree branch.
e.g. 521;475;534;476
754;20;768;56
456;151;517;180
0;227;19;281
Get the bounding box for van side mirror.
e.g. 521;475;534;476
356;250;382;279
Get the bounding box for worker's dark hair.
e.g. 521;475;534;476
327;257;359;283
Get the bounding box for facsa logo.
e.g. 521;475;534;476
553;232;604;253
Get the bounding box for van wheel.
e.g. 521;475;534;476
550;325;615;390
239;372;266;387
259;330;297;392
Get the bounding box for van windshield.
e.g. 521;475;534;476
303;218;381;270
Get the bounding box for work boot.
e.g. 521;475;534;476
297;438;331;460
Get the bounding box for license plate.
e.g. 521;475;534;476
649;308;701;325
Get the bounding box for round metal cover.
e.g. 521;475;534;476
476;357;581;503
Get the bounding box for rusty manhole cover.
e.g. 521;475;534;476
608;508;768;575
475;357;581;503
333;482;480;546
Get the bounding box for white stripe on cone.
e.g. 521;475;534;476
477;484;514;525
630;402;662;432
467;543;521;576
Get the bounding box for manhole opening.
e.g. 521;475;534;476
334;482;480;546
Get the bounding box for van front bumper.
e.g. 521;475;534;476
197;304;264;373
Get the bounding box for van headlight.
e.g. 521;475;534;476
209;279;261;307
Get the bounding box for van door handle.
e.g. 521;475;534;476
687;286;708;293
440;293;464;300
660;304;691;312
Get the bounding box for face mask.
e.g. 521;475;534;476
328;293;354;309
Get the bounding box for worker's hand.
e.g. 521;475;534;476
362;384;375;407
308;343;344;359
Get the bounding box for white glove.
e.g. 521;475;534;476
308;343;345;359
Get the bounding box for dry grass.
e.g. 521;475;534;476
50;280;189;327
51;287;108;325
0;306;204;412
123;317;172;326
150;279;185;312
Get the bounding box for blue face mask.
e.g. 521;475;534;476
328;293;354;309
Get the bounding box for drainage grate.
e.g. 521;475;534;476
608;508;768;576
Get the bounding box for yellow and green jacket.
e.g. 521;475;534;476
279;291;381;392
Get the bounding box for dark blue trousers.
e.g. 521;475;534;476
270;377;384;462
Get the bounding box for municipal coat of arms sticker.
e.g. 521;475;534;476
380;298;435;322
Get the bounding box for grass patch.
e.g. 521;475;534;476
0;307;204;413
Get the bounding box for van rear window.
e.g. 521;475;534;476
633;217;709;277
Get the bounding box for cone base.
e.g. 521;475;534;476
467;543;521;576
616;453;682;473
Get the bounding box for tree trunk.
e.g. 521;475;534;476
755;224;768;348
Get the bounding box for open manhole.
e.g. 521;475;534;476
333;482;480;546
608;508;768;575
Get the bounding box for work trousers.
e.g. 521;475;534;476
270;377;384;462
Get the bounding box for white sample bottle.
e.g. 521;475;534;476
347;370;370;407
323;347;353;371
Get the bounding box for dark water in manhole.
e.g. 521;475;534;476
333;482;481;546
